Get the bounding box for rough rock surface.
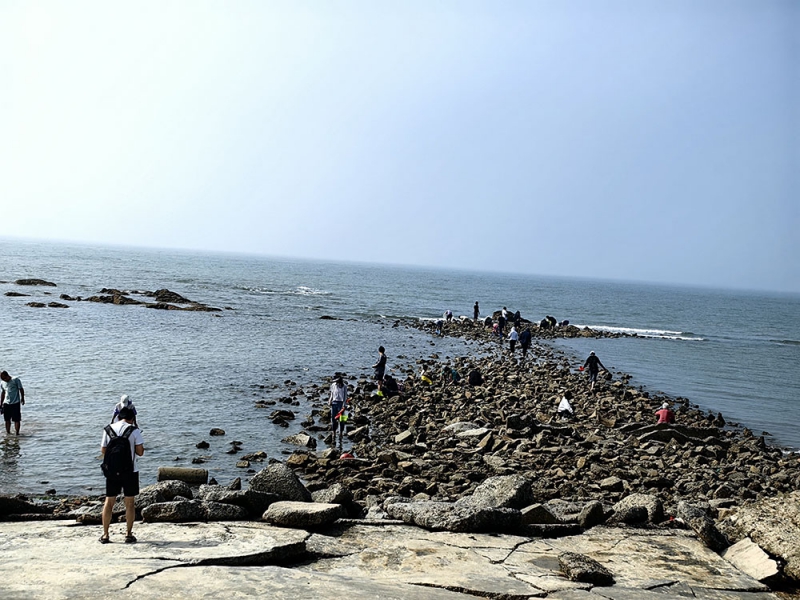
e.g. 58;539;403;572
0;521;777;599
248;463;312;502
720;491;800;581
262;501;345;528
559;551;615;585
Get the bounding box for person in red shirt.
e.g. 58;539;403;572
655;402;675;424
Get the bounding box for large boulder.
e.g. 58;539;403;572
386;500;521;533
311;483;353;506
721;538;779;582
458;475;532;510
612;493;664;525
203;501;249;521
144;480;194;501
719;490;800;581
262;501;345;529
0;495;50;519
141;500;206;523
198;485;278;518
559;551;615;586
248;463;312;502
676;501;729;552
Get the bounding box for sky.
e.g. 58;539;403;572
1;1;798;293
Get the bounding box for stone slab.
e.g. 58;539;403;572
506;526;769;592
0;521;307;599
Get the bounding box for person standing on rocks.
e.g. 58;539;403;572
329;376;348;444
583;351;608;392
1;371;25;436
497;313;507;338
100;407;144;544
473;301;480;321
519;328;532;358
655;402;675;424
372;346;387;381
508;326;519;353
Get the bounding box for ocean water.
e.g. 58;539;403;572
1;238;798;495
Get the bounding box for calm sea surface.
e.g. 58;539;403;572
1;239;798;495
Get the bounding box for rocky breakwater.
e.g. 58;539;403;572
281;341;800;590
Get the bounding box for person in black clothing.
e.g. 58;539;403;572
473;301;480;321
373;346;387;381
583;351;607;392
513;310;521;328
497;313;506;337
519;328;532;358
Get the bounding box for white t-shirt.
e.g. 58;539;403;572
558;397;574;414
101;421;144;473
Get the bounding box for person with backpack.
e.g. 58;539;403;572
99;406;144;544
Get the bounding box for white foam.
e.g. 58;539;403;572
576;324;705;341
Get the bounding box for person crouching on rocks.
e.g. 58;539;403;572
557;391;575;420
655;402;675;424
329;376;348;444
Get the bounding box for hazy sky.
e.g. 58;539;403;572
1;1;797;293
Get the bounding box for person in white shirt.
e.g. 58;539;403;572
508;327;519;353
111;394;138;426
99;407;144;544
329;376;348;443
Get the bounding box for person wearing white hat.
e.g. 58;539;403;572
111;395;138;427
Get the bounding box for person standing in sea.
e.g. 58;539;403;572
1;371;25;436
583;351;608;392
372;346;387;382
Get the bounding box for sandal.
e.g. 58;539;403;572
124;534;137;544
99;535;110;544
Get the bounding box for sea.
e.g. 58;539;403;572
1;238;798;496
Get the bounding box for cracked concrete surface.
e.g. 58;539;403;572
0;521;782;599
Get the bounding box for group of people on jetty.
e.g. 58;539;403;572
326;302;678;446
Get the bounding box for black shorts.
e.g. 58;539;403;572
2;403;21;422
106;471;140;498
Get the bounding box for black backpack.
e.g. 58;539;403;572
101;424;136;480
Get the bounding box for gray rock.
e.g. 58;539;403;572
459;475;532;509
311;483;353;506
719;490;800;581
204;501;249;521
0;495;50;518
282;433;317;449
395;430;415;444
262;501;345;528
386;500;522;533
145;480;194;501
612;493;664;524
142;500;206;523
599;476;624;492
559;551;615;586
248;463;312;502
544;499;586;524
722;538;779;582
676;501;729;552
578;500;606;529
521;503;560;525
442;421;481;433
